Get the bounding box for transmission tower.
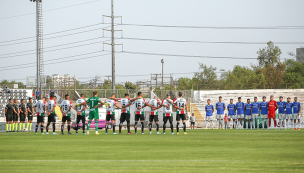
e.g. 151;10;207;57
31;0;44;92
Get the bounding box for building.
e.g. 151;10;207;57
52;74;79;87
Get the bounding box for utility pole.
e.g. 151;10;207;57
111;0;115;91
102;1;122;91
31;0;44;96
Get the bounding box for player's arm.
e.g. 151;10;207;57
5;105;7;114
19;105;23;114
108;97;118;101
114;103;122;109
298;105;301;115
251;106;253;115
60;107;64;115
94;100;104;108
50;103;56;114
130;97;139;102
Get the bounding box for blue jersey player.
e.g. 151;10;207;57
236;97;245;129
215;96;225;129
259;96;268;130
205;99;214;129
227;99;236;129
277;96;286;130
293;97;301;130
251;97;260;130
244;99;252;130
285;97;293;129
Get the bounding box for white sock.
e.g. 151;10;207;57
256;118;259;129
217;120;220;128
250;121;252;129
266;119;269;128
211;121;213;128
284;120;287;129
262;119;264;128
246;121;248;129
206;121;208;128
238;120;240;129
221;119;224;128
279;119;282;129
228;121;230;128
241;120;243;129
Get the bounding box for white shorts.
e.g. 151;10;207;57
293;114;300;120
285;114;292;120
206;116;213;121
252;114;259;119
261;114;268;119
228;115;235;120
278;114;285;119
216;114;224;119
237;114;244;119
245;115;251;120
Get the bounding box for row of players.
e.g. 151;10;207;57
5;91;188;135
204;95;301;130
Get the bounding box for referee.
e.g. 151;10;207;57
5;99;14;132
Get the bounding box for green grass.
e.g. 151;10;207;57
0;129;303;173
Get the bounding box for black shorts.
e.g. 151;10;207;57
77;115;86;124
6;114;13;122
176;114;186;121
106;114;115;121
28;115;33;121
13;114;18;121
48;113;56;123
191;122;195;125
149;115;159;122
62;116;71;122
163;116;173;123
19;114;26;121
120;113;130;122
135;114;144;121
37;116;45;123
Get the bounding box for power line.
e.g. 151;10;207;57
114;23;304;29
114;51;257;59
0;26;113;47
0;51;103;69
0;23;110;44
0;40;111;59
118;37;304;45
0;37;109;57
0;0;100;20
0;53;111;72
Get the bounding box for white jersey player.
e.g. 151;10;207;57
60;94;73;135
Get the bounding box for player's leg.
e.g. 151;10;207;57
216;114;220;129
182;115;187;133
81;116;86;134
94;117;99;135
134;114;139;134
111;114;117;134
126;114;131;134
284;116;288;130
169;117;174;134
155;119;160;134
205;117;208;129
67;117;72;135
149;115;153;134
298;117;301;130
61;116;66;135
176;114;180;133
237;116;240;129
87;112;94;134
227;117;231;129
105;114;110;134
163;116;167;134
140;115;145;134
119;113;124;134
75;115;80;134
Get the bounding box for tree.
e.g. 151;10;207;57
192;63;218;89
125;81;137;90
88;75;101;89
176;77;193;90
256;41;282;68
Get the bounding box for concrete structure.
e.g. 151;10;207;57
296;48;304;62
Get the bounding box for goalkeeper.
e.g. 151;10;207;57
77;91;105;135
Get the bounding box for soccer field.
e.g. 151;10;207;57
0;130;303;173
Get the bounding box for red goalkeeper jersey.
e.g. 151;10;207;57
268;100;277;116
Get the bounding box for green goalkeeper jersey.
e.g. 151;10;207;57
86;96;100;112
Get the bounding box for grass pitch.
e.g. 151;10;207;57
0;129;303;173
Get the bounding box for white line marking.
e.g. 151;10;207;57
0;160;303;163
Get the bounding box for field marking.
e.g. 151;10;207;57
0;160;303;163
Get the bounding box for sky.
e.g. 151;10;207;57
1;0;304;86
